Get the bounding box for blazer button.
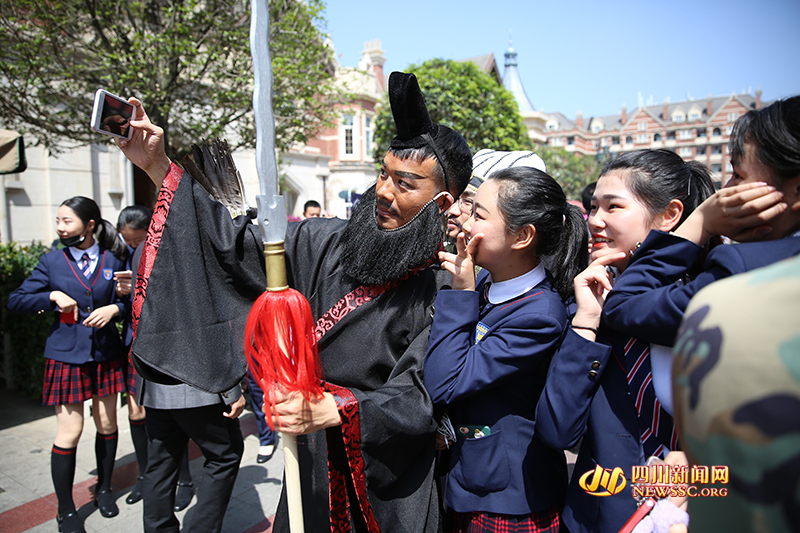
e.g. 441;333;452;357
591;360;601;370
589;370;598;378
86;306;92;312
86;290;91;296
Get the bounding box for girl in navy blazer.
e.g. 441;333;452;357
604;95;800;348
425;167;587;532
535;150;716;533
8;196;128;533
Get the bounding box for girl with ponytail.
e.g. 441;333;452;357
535;149;715;533
423;166;586;532
7;196;128;533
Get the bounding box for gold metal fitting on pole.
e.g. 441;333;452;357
263;241;289;291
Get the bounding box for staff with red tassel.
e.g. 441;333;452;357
244;2;324;532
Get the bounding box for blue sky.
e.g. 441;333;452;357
321;0;800;118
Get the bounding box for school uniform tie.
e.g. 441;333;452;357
79;252;91;278
624;336;678;458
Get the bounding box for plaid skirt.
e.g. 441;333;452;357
123;353;138;396
449;506;560;533
42;357;125;406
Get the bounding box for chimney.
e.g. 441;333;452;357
361;40;386;91
663;100;669;121
707;94;713;117
576;111;583;129
621;105;627;125
756;87;762;110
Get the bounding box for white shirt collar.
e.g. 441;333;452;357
68;241;100;262
486;263;547;304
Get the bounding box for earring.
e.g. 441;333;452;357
629;242;642;258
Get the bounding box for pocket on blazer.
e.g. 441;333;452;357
451;429;510;493
49;321;77;352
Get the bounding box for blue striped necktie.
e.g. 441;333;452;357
79;252;91;278
623;336;678;458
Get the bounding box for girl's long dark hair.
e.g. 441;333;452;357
490;167;588;301
61;196;127;261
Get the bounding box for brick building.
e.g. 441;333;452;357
541;91;764;186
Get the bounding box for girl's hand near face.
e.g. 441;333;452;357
571;252;626;340
438;231;480;291
676;182;787;244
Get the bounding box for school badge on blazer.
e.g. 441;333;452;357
103;269;113;281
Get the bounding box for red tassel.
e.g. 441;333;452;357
245;288;325;431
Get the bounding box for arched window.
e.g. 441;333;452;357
625;135;633;144
712;127;722;136
653;133;662;142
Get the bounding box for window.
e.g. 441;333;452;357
672;113;685;123
653;133;662;142
567;136;574;145
638;122;647;131
637;134;648;144
712;127;722;136
697;145;707;156
728;112;738;122
591;123;603;134
546;120;558;131
552;137;563;147
711;144;723;155
697;128;707;138
711;163;722;173
594;140;600;149
689;111;701;121
667;131;676;140
726;126;734;135
611;136;620;145
625;135;633;144
679;147;693;157
364;116;372;154
343;114;354;155
680;129;692;140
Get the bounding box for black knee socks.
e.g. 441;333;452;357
129;418;148;475
95;431;118;493
52;445;77;516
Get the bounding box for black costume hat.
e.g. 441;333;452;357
388;71;450;192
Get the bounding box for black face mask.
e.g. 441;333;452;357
59;234;86;248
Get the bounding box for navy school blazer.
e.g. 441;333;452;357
7;248;126;364
424;270;568;515
604;230;800;347
535;326;642;533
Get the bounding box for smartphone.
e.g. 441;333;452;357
91;89;135;140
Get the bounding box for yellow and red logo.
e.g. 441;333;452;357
578;465;627;496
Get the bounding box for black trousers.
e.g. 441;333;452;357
143;404;244;533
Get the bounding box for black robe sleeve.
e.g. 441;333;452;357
131;163;265;393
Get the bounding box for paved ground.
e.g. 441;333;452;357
0;383;283;532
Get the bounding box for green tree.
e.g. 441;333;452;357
0;0;343;159
535;144;601;200
372;58;532;162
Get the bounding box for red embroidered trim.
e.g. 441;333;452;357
130;163;182;345
326;383;380;533
314;281;401;341
313;252;439;342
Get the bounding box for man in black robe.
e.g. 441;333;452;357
118;72;473;532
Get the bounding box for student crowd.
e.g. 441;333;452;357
8;71;799;533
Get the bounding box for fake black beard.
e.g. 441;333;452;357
339;185;445;286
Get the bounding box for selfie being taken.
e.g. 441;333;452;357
0;2;798;533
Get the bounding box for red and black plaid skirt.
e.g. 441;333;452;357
449;506;560;533
123;354;138;396
42;357;125;406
